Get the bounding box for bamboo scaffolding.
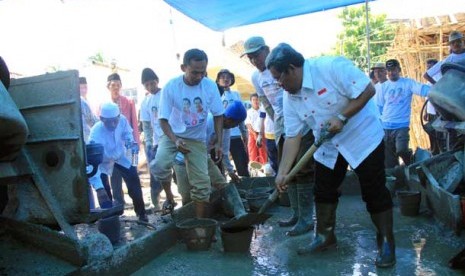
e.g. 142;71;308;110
384;13;465;151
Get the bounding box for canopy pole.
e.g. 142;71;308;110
365;0;371;72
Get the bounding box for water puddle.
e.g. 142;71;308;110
134;196;465;275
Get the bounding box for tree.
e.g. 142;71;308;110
333;5;394;70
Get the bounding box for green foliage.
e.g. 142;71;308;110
88;52;106;63
332;5;394;70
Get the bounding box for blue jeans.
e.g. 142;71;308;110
229;136;249;177
384;128;412;168
103;164;146;217
266;138;278;174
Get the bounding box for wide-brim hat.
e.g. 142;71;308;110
371;62;386;70
216;69;235;86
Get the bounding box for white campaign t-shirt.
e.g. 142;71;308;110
158;75;224;142
252;69;284;138
140;92;163;146
222;90;243;137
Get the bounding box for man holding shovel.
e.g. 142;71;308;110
267;43;395;268
243;36;315;236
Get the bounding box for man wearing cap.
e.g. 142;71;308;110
379;59;430;169
243;36;315;237
266;43;395;267
139;68;164;211
151;49;224;218
215;69;250;178
89;102;148;222
100;73;141;207
424;31;465;84
371;62;387;116
173;101;248;220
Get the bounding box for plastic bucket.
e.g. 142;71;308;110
177;218;218;251
246;192;269;212
97;215;120;245
397;191;421;216
220;226;254;253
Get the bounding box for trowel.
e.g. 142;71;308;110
257;129;336;214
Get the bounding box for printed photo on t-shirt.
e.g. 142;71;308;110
182;97;207;127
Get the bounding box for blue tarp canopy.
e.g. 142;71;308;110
163;0;373;31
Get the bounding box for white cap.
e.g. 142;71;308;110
100;102;120;118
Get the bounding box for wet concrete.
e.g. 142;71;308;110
134;195;465;276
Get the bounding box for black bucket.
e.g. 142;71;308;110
397;191;421;216
85;143;104;177
177;218;218;251
246;192;269;212
220;226;254;253
97;215;120;245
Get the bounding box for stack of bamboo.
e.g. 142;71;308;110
384;13;465;150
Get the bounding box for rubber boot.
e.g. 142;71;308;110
287;183;314;236
370;209;396;268
222;184;247;219
297;203;337;255
278;184;298;227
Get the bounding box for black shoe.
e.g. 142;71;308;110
138;214;149;223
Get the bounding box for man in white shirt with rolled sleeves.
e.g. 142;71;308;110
267;43;395;268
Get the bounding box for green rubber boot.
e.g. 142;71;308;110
287;183;314;236
278;184;298;227
297;203;337;255
370;209;396;268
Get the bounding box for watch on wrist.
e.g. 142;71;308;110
337;114;348;125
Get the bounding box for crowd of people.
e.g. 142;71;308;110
79;30;464;268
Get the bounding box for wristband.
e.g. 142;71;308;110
337;114;348;125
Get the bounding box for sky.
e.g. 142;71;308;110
0;0;464;96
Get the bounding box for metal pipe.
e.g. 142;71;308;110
365;0;371;72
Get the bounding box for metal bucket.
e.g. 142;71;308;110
176;218;218;251
97;215;120;245
397;191;421;216
220;226;254;253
